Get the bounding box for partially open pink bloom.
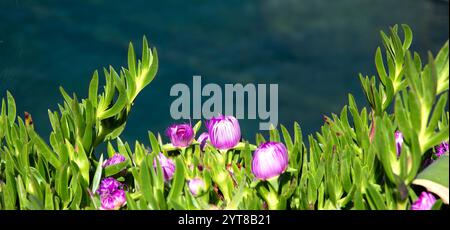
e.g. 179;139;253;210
206;115;241;150
197;132;210;151
188;178;207;197
411;192;436;210
395;131;403;157
435;141;449;158
102;153;126;168
153;153;176;182
166;123;194;147
97;178;126;210
252;142;289;180
100;190;126;210
97;177;121;195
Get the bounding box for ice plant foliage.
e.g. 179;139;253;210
166;124;194;148
0;25;448;210
252;142;289;180
206;115;241;150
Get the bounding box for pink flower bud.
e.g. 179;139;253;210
206;115;241;150
153;153;176;182
197;132;210;151
395;131;403;157
102;153;126;168
188;178;207;197
166;123;194;147
252;142;289;180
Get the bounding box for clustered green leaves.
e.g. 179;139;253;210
0;25;448;210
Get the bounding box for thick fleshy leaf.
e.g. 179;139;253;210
91;155;104;193
167;158;185;207
413;156;449;204
6;91;16;125
104;159;130;177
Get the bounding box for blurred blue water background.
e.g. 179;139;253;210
0;0;448;146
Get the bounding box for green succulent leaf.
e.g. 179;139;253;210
413;156;449;204
91;155;104;193
104;159;130;178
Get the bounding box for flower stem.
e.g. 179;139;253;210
267;177;280;193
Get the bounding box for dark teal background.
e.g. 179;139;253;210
0;0;448;145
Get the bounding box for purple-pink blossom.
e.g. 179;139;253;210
395;131;403;157
153;153;176;182
97;177;126;210
166;123;194;147
252;142;289;180
197;132;210;151
435;141;448;158
100;190;126;210
188;178;207;197
206;115;241;150
411;191;436;210
102;153;126;168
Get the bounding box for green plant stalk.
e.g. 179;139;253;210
215;170;232;203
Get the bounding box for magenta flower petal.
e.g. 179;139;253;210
206;115;241;150
423;141;448;167
112;190;126;208
102;153;126;168
98;177;126;210
153;153;176;182
197;132;210;151
188;178;207;197
100;195;117;210
435;141;449;158
100;189;126;210
395;131;403;157
97;177;121;196
166;123;194;147
411;192;436;210
252;142;289;180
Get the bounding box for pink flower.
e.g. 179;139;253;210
97;178;126;210
395;131;403;157
166;123;194;147
102;153;126;168
197;132;210;151
411;192;436;210
206;115;241;150
100;190;126;210
153;153;176;182
188;178;207;197
435;141;449;158
252;142;289;180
